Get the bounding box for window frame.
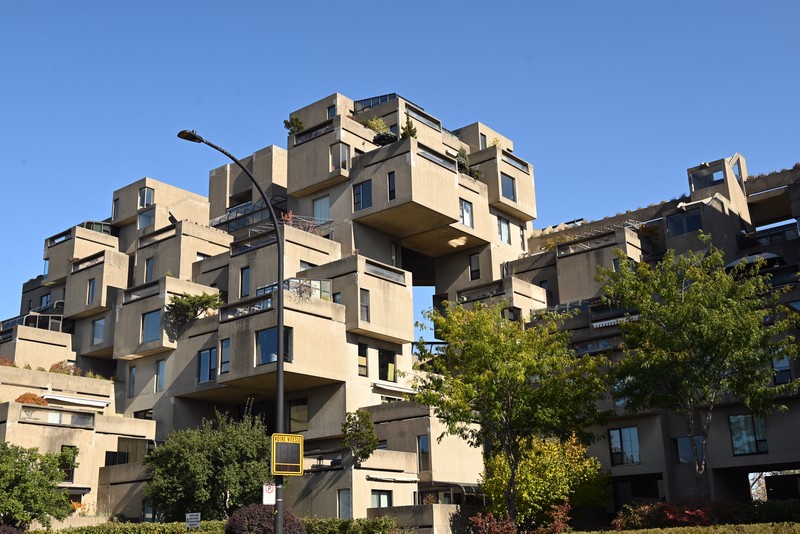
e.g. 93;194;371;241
388;171;396;201
287;398;309;433
371;490;393;508
87;278;96;304
729;414;768;456
609;426;640;466
360;289;370;322
199;348;217;383
240;266;250;298
91;318;105;345
141;310;161;343
358;343;368;377
459;198;473;228
144;257;155;283
255;327;293;365
378;349;396;382
220;338;231;374
501;173;516;202
469;253;480;281
128;366;136;398
353;180;373;211
155;359;166;392
497;216;511;244
139;187;154;209
417;434;431;472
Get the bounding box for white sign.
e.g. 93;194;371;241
263;482;276;505
186;512;201;529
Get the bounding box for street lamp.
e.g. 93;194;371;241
177;130;286;534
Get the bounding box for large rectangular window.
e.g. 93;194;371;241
460;199;473;228
480;133;487;150
288;398;308;432
41;293;51;308
256;327;293;365
155;360;165;392
358;343;368;377
240;266;250;298
371;490;392;508
501;173;516;201
609;426;640;465
312;195;330;224
220;338;231;374
199;348;217;383
676;435;703;464
138;208;155;230
388;171;396;201
378;349;396;382
360;289;370;322
139;187;154;208
87;278;96;304
353;181;372;211
141;310;161;343
729;414;768;455
144;257;155;283
331;143;350;171
773;357;791;385
469;253;480;281
92;319;105;345
497;216;511;244
667;210;702;237
418;434;431;472
128;366;136;398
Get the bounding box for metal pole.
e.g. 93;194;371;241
177;131;285;534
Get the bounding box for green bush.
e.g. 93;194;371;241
52;521;226;534
608;524;800;534
301;516;398;534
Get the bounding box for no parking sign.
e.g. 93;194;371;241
263;482;276;505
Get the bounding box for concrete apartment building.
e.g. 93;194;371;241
0;92;798;526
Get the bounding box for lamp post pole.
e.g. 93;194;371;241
177;130;285;534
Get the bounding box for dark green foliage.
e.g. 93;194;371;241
0;442;77;528
164;292;223;340
456;148;470;174
53;521;226;534
340;410;378;467
225;504;304;534
283;117;304;135
372;132;397;146
301;517;398;534
144;411;271;521
400;112;416;139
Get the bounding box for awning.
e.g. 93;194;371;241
371;382;416;395
366;474;420;483
42;394;110;408
726;253;780;268
592;315;639;328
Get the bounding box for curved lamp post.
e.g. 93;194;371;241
177;130;286;534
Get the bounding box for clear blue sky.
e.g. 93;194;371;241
1;1;799;331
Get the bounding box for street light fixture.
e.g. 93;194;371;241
177;130;286;534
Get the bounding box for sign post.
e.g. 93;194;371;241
271;433;304;476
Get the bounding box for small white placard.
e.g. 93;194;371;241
186;512;201;529
263;483;276;505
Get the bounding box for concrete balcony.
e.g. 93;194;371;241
471;146;536;221
64;250;128;319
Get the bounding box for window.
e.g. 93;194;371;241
312;195;330;224
138;208;155;229
667;210;702;237
327;105;336;119
256;327;293;365
41;293;51;308
332;292;342;304
220;338;231;374
540;280;549;290
61;445;77;482
418;434;431;472
144;257;155;283
378;349;396;382
128;366;136;398
774;357;791;385
676;436;703;464
480;133;487;150
338;488;352;519
609;426;640;465
391;242;399;267
288;398;308;432
112;198;119;219
501;173;516;201
388;171;396;201
360;289;370;322
469;253;480;281
690;166;725;190
141;310;161;343
389;124;398;136
460;199;473;228
613;258;621;272
520;225;526;249
240;266;250;298
331;143;350;171
87;278;96;304
139;187;154;208
199;348;217;383
92;319;105;345
43;259;49;277
497;216;511;244
371;490;392;508
358;343;368;377
155;360;165;392
134;409;153;420
353;180;372;211
729;414;768;455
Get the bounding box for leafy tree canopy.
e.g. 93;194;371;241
165;292;223;340
0;442;77;529
144;410;271;521
598;237;800;495
400;112;416;139
412;302;609;521
340;410;379;467
283;117;304;135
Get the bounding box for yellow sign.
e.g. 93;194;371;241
271;433;304;476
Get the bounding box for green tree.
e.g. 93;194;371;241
483;435;608;528
144;410;271;521
0;442;77;529
598;238;800;497
400;112;416;139
413;302;608;523
340;410;379;467
164;292;223;340
283;117;304;135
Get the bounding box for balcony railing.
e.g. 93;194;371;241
124;281;160;303
71;251;106;273
1;313;65;342
294;120;334;145
221;278;332;321
364;261;405;285
739;222;799;249
501;151;530;174
19;406;94;428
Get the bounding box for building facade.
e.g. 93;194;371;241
1;92;798;526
